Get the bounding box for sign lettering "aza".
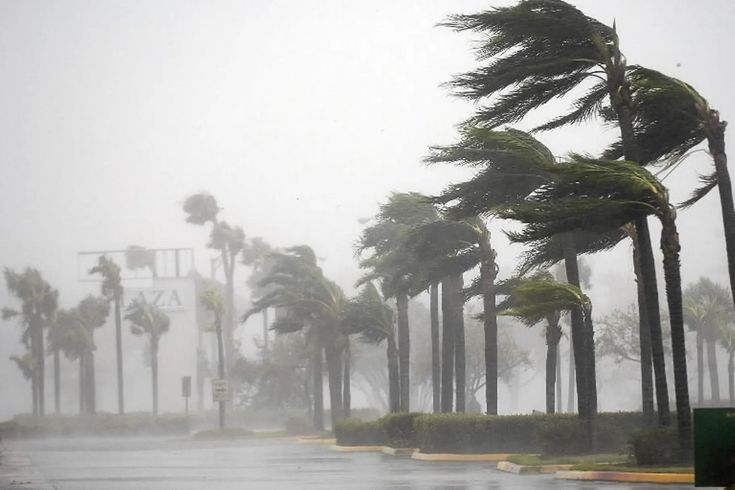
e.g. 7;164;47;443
124;288;184;310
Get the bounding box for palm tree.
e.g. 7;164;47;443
357;192;440;412
720;322;735;404
427;128;613;417
443;0;671;426
54;297;109;415
343;282;400;412
683;278;732;404
126;301;171;416
3;268;58;416
89;255;125;414
409;217;498;414
183;192;245;377
497;273;587;415
246;246;348;429
9;353;35;406
125;245;158;277
242;237;276;355
200;284;226;430
501;155;692;459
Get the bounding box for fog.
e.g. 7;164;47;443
1;0;734;458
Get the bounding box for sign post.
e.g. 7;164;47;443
182;376;191;417
212;379;229;431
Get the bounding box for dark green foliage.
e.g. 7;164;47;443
380;412;423;448
630;428;680;465
334;418;386;446
414;412;646;454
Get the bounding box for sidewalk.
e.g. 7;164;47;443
0;448;55;490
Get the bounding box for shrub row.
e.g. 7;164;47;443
335;411;648;454
0;413;190;439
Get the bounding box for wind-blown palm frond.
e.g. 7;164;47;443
497;274;590;326
679;172;718;209
442;0;615;128
343;283;394;344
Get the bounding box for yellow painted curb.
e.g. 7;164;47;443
330;445;384;452
412;452;517;462
496;461;573;474
555;470;694;484
381;447;417;456
297;437;336;445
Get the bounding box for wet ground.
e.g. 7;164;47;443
6;437;694;489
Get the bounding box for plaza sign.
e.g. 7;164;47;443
123;288;185;311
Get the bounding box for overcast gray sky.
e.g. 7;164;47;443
1;0;734;416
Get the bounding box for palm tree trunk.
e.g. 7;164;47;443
728;350;734;404
87;350;96;414
35;325;45;416
634;241;655;422
706;121;735;313
387;335;400;413
224;256;235;389
635;218;672;426
396;290;410;412
215;320;226;431
430;283;441;413
441;277;455;413
54;348;60;414
454;274;466;413
696;333;704;405
562;237;590;417
342;340;351;419
312;348;324;431
480;259;498;415
31;348;38;416
324;340;344;429
151;338;159;416
612;77;671;427
262;309;269;355
114;295;125;415
660;216;692;460
546;323;562;414
567;339;575;413
706;338;721;403
79;357;85;415
556;343;563;413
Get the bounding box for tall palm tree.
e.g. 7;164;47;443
501;155;692;458
9;353;35;407
90;256;125;414
357;192;440;412
242;237;276;355
720;322;735;404
427;128;615;417
3;268;58;416
183;192;245;376
409;217;498;414
126;301;171;416
200;284;226;430
343;282;400;412
683;278;732;404
246;245;348;429
497;273;588;415
443;0;671;426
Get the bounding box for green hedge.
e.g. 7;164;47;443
379;412;423;448
415;412;647;454
334;418;386;446
630;428;679;465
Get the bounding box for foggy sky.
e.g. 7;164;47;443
1;0;734;418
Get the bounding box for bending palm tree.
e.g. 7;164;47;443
357;192;440;412
501;155;692;459
126;301;171;416
343;283;400;412
90;256;125;414
443;0;670;425
200;285;226;430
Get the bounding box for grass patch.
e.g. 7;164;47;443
191;428;255;440
507;453;627;466
570;463;693;473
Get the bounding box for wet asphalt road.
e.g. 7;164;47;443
7;437;694;490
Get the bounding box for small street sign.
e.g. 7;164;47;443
212;379;230;402
182;376;192;398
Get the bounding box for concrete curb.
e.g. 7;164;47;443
555;470;694;484
297;437;336;445
412;452;516;462
496;461;573;474
329;445;384;452
0;452;55;489
380;447;416;456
